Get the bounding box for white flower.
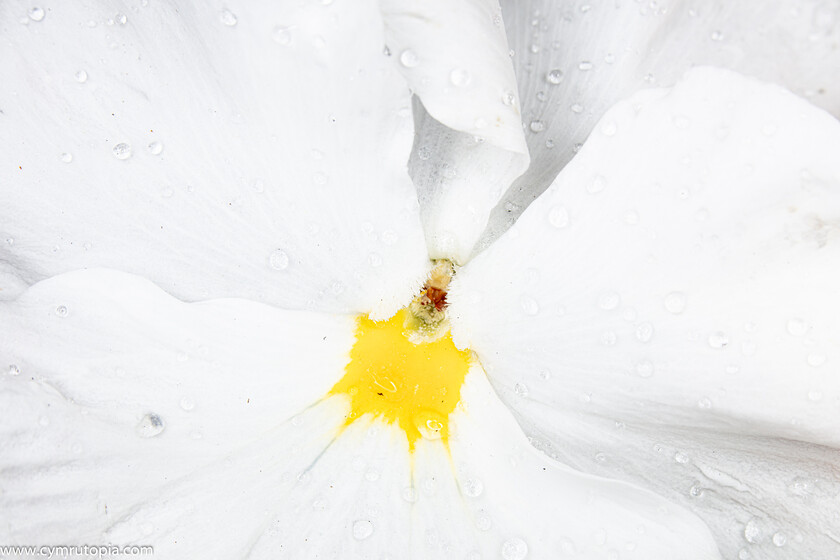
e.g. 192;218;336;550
1;1;839;559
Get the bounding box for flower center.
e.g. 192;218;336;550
329;308;472;451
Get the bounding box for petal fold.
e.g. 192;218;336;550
450;67;840;559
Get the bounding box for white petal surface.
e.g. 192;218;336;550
0;269;355;548
450;68;840;558
0;0;427;318
476;0;840;252
380;0;530;263
0;270;722;559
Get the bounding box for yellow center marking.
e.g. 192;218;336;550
329;309;472;451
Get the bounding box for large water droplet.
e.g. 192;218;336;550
546;69;564;84
112;143;132;160
268;249;289;270
501;537;528;560
663;292;686;314
220;8;238;26
136;413;165;438
29;7;45;21
400;49;419;68
352;519;373;540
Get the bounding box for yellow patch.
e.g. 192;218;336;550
329;309;472;451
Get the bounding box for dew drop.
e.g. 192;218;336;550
587;174;607;193
744;519;762;543
707;332;729;349
635;322;654;343
74;70;88;83
598;291;620;311
55;305;68;317
352;520;374;540
116;12;127;25
8;364;20;376
400;49;419;68
461;478;484;497
179;396;195;411
220;8;237;26
546;69;564;84
147;141;163;155
578;60;593;71
697;396;713;409
529;120;545;132
601;121;617;136
28;6;45;21
136;413;165;438
475;511;492;531
513;383;529;397
547;205;569;228
710;29;724;41
501;537;528;560
664;292;686;314
519;295;539;316
450;68;471;87
268;249;289;270
368;253;383;267
402;487;418;502
112;143;132;160
272;26;292;45
634;360;654;378
570;103;584;114
61;152;73;163
545;139;555;149
501;91;517;106
674;451;689;464
772;532;787;547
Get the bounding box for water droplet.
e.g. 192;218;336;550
710;29;724;41
364;469;379;482
546;69;564;84
8;364;20;376
179;396;195;411
55;305;68;317
578;61;593;71
475;511;492;531
112;143;132;160
513;383;529;397
604;52;615;64
601;330;617;346
402;487;417;502
664;292;686;314
28;7;45;21
786;318;807;336
116;12;127;25
689;483;705;497
738;549;750;560
539;368;551;380
598;291;620;310
352;520;373;540
674;451;689;464
461;478;484;497
587;174;607;193
570;103;584;114
772;532;787;547
545;139;555;149
789;476;814;496
501;91;517;106
707;332;729;349
697;396;713;409
400;49;419;68
807;353;826;367
547;205;569;228
61;152;73;163
136;413;165;438
519;295;539;316
744;519;763;544
501;537;528;560
272;25;292;45
601;121;617;136
635;322;654;343
268;249;289;270
594;452;607;463
74;70;88;83
147;141;163;155
634;360;654;378
220;8;237;26
415;412;445;440
450;68;471;87
529;120;545;132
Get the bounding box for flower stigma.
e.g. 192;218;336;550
329;261;471;451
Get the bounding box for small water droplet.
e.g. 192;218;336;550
604;52;615;64
352;519;373;540
28;6;45;21
501;537;528;560
147;141;163;155
116;12;127;25
55;305;68;317
400;49;419;68
529;120;545;132
664;292;686;314
112;143;132;160
601;121;617;136
220;8;237;26
786;318;807;336
272;25;292;45
807;390;823;402
570;103;584;114
501;91;517;106
601;330;617;346
402;487;417;502
136;413;165;438
546;69;564;84
697;396;713;409
74;70;88;83
598;291;620;310
547;205;569;228
450;68;471;87
634;360;654;378
519;295;539;316
364;469;379;482
689;483;705;497
578;61;593;71
635;322;654;343
594;452;607;463
179;397;195;411
772;532;787;547
545;138;555;149
710;29;724;41
513;383;529;397
8;364;20;376
61;152;73;163
268;249;289;270
475;511;492;531
708;332;729;349
461;478;484;497
674;451;689;464
587;174;607;193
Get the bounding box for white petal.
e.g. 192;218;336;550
476;0;840;252
0;269;355;544
0;0;427;318
380;0;530;263
450;68;840;558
